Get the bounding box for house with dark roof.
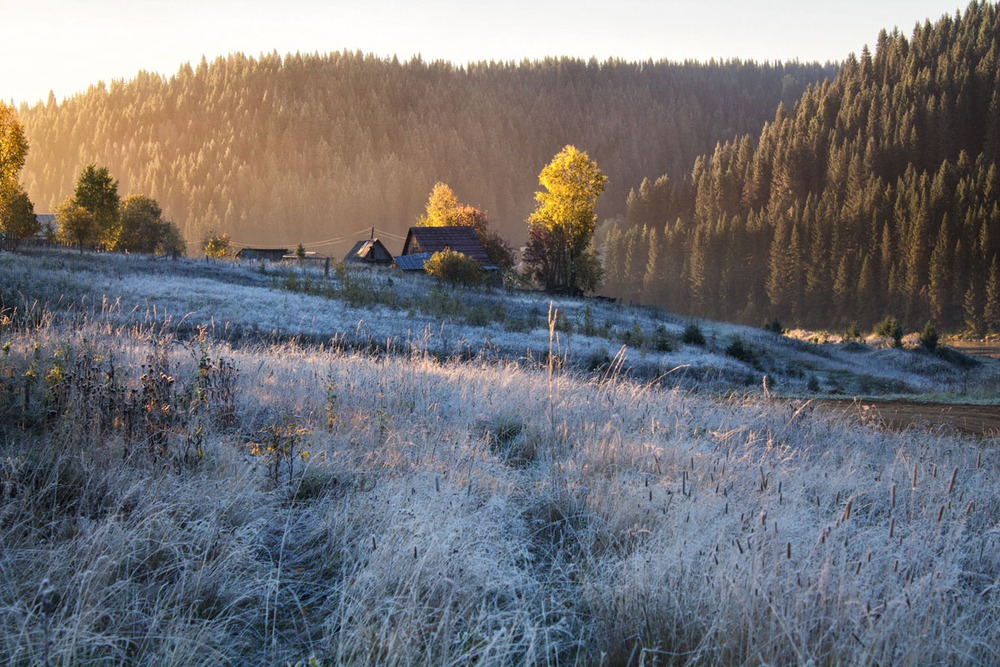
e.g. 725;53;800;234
397;226;495;271
344;237;394;265
235;247;288;262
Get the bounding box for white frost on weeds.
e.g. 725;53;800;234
0;248;997;665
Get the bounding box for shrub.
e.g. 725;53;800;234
620;321;644;347
503;316;534;333
553;309;572;333
936;346;980;369
682;322;705;346
762;317;783;334
478;415;535;467
334;262;383;306
586;347;611;371
652;325;675;352
247;416;311;486
201;230;231;259
843;322;862;341
466;304;499;328
423;249;484;286
580;305;596;336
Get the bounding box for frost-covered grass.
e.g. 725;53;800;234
0;249;998;665
4;249;998;399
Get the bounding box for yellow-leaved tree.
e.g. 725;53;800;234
0;102;38;247
55;199;97;252
202;230;232;259
523;145;606;293
417;182;465;227
417;182;514;271
0;102;28;190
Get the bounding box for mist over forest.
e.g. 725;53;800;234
17;55;832;251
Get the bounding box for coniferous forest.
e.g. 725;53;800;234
604;2;1000;333
17;56;831;252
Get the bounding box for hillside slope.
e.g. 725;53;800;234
18;55;834;252
606;1;1000;333
3;249;997;399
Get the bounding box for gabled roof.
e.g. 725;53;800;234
402;226;494;267
345;237;393;264
346;239;370;257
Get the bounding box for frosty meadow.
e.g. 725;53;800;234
0;249;997;665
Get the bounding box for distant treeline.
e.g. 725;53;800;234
604;1;1000;333
18;54;833;253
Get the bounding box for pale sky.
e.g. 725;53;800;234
4;0;969;106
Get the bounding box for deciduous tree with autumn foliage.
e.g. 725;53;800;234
0;102;38;247
417;182;514;271
523;145;606;294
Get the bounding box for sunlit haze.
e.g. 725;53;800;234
4;0;968;106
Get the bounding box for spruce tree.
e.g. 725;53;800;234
928;219;952;322
983;257;1000;334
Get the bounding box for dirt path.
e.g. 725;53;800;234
810;341;1000;438
946;340;1000;359
814;399;1000;438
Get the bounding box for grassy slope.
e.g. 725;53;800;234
5;250;999;399
0;249;998;666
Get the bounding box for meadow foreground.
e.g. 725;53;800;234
1;250;997;665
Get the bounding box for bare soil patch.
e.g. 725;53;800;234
814;398;1000;437
947;340;1000;359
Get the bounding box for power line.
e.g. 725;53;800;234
301;237;350;247
224;225;409;249
229;236;347;249
374;228;407;240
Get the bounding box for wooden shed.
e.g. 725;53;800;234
394;253;431;272
344;237;394;265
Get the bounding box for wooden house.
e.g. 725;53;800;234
398;226;495;271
